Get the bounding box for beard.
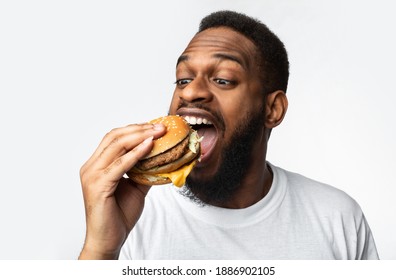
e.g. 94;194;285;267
180;109;264;206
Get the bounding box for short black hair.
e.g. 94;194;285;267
199;10;289;94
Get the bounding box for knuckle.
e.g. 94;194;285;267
80;165;90;185
80;166;101;190
79;164;86;177
110;136;120;146
103;166;111;175
114;158;123;167
103;127;120;141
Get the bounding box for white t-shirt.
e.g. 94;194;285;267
120;163;378;259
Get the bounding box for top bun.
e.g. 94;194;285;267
143;115;190;159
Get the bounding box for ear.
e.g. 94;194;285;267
265;90;288;129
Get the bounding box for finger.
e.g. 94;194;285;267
96;124;165;169
81;124;150;174
99;136;155;184
82;123;165;173
89;123;154;164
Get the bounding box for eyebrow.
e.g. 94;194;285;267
213;53;245;69
176;53;246;69
176;55;188;66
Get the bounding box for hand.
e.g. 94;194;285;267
78;123;166;259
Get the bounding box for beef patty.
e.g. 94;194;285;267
135;135;190;171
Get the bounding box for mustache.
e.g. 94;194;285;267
173;100;226;131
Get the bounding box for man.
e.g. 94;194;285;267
79;11;378;259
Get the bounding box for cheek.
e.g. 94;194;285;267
220;98;246;135
221;92;262;120
221;94;264;135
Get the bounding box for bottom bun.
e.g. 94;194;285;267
127;172;171;186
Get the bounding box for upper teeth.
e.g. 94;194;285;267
184;116;212;125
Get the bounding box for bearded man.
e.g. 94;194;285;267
79;11;378;260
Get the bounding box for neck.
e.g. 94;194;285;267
212;162;273;209
214;126;272;209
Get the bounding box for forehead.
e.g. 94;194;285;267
179;27;259;69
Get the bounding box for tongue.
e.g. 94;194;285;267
197;127;217;156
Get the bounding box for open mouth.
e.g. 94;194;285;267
183;115;218;163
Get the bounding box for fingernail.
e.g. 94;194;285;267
142;136;154;144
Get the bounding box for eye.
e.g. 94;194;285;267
213;78;235;86
175;78;192;87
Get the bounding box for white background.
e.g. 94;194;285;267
0;0;395;259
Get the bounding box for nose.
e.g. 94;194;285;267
178;77;213;104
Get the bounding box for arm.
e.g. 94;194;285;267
78;123;166;259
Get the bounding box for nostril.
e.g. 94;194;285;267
190;97;207;103
179;96;208;107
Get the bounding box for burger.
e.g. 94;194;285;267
127;115;201;187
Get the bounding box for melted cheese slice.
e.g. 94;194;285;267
159;160;196;187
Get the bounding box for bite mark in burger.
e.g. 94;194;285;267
127;115;201;187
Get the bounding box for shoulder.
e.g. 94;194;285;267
271;164;363;217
